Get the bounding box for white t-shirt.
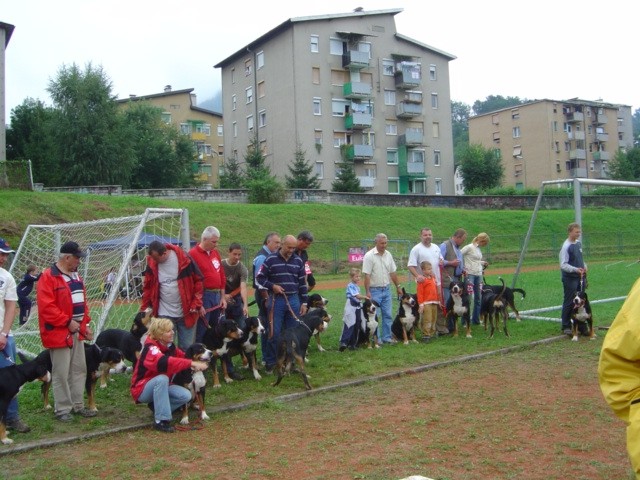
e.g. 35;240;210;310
407;242;444;286
0;267;18;331
157;250;183;317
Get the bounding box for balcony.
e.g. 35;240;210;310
191;132;206;141
406;161;425;175
398;130;423;146
595;132;609;142
570;167;587;178
594;114;608;125
565;112;584;123
345;112;372;130
593;151;611;161
396;101;423;118
342;50;370;69
569;149;586;160
345;144;374;160
343;82;372;99
567;131;585;141
357;176;375;189
394;62;421;89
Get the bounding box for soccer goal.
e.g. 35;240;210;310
9;208;190;357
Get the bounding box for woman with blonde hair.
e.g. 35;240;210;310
461;233;490;326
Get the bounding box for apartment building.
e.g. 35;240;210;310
214;8;456;194
117;86;224;187
468;99;634;189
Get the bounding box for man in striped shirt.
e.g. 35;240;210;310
255;235;308;373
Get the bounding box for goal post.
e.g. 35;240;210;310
9;208;189;357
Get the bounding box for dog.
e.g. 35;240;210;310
484;282;526;321
20;344;127;412
480;278;509;338
172;343;212;425
227;316;266;380
570;291;595;342
308;293;330;352
356;298;380;349
96;328;143;370
201;316;243;387
446;281;472;338
391;288;419;345
272;308;330;390
0;359;50;444
130;310;152;340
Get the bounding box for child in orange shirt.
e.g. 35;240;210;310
417;261;439;341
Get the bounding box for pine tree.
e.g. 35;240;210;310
332;145;364;192
285;145;321;189
219;156;245;188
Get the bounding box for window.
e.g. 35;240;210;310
195;123;211;136
232;94;237;111
409;179;426;194
315;162;324;179
513;145;522;158
217;125;223;137
433;150;441;166
246;87;253;104
358;42;371;59
257;81;265;98
256;51;264;69
333;132;347;148
260;140;267;155
388;179;399;194
329;38;343;55
218;145;224;157
332;99;348;116
429;64;437;81
511;109;520;120
384;89;396;105
564;141;570;152
312;67;320;84
556;162;561;173
492;131;500;143
313;97;322;115
232;121;237;138
161;112;171;124
431;93;438;109
180;123;191;135
563;122;572;133
382;59;394;76
491;114;499;125
435;178;442;195
244;59;252;76
588;125;593;135
363;132;375;148
555;141;559;153
409;149;425;164
387;149;398;164
258;110;266;128
512;126;521;138
310;35;319;53
385;122;397;135
247;115;253;132
314;130;323;146
432;122;440;138
552;121;558;132
231;68;235;84
331;69;348;85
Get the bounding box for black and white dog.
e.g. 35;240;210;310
201;317;243;387
391;288;419;344
570;291;595;341
357;298;380;349
227;316;266;380
308;293;330;352
447;281;471;338
172;343;212;425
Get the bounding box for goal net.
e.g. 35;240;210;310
9;208;189;357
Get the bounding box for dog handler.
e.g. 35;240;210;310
598;277;640;478
559;222;588;336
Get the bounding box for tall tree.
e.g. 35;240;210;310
332;145;364;192
632;108;640;146
285;145;321;189
47;62;134;186
219;156;245;188
608;148;640;181
451;100;471;156
243;136;285;203
458;143;504;191
472;95;525;116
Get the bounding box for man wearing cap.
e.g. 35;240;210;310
37;241;96;421
0;238;31;433
295;231;316;292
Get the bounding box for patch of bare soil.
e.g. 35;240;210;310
2;339;629;480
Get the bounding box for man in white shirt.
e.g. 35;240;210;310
362;233;402;344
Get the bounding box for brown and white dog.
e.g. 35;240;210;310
172;343;212;425
570;291;595;342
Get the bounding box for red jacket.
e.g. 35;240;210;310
189;244;226;290
141;244;203;328
37;264;91;349
130;336;192;402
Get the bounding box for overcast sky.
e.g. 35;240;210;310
2;0;638;118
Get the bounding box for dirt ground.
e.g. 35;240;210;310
2;337;630;480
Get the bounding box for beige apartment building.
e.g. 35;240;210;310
214;8;456;194
468;99;634;190
117;86;224;187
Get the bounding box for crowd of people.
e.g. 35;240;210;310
0;222;595;436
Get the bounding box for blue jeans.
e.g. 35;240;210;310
137;374;192;422
263;294;301;368
0;335;19;421
165;316;195;351
466;274;483;324
370;286;392;343
196;290;222;344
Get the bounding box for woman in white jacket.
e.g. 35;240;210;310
460;233;490;325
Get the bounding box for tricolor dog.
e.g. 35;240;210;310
446;281;471;338
227;316;266;380
172;343;212;425
391;288;419;344
357;298;380;349
480;278;509;338
0;359;50;444
570;291;595;341
308;293;330;352
201;317;243;387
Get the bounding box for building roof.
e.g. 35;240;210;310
214;8;405;68
0;22;15;48
471;97;631;119
116;87;195;104
394;33;456;60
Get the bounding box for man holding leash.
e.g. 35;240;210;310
559;222;588;336
222;242;249;324
440;228;467;331
362;233;402;344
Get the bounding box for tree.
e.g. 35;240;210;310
332;145;364;192
451;100;471;156
608;148;640;181
632;108;640;146
243;136;285;203
219;156;245;188
47;63;135;186
285;145;321;189
472;95;525;116
458;143;504;191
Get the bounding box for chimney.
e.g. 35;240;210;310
164;85;172;92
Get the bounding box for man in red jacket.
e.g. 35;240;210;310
140;240;203;350
37;241;97;422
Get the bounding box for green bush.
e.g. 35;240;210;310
246;177;286;204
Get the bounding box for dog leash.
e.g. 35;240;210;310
1;348;15;365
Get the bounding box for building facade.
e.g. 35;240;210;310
468;99;634;189
214;8;456;194
117;86;224;187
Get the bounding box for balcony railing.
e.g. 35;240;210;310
407;161;425;174
595;133;609;142
398;130;423;146
345;144;374;160
394;62;421;89
569;149;586;160
396;101;422;118
342;50;370;69
567;131;585;140
594;114;608;125
570;167;587;178
357;176;375;188
343;82;372;99
345;112;372;130
593;151;611;161
565;112;584;123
